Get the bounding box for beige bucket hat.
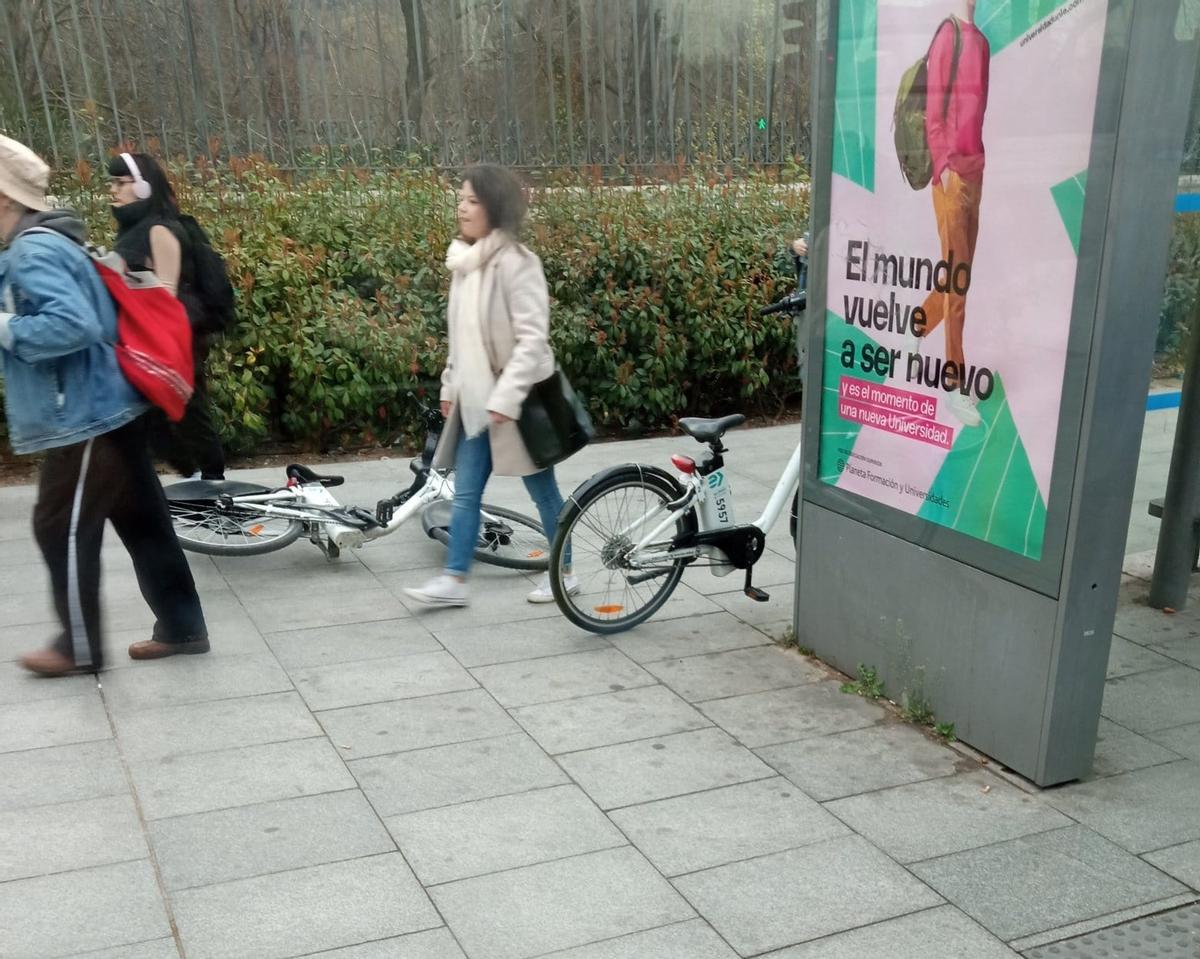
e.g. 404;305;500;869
0;136;50;212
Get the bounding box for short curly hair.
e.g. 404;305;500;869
462;164;527;236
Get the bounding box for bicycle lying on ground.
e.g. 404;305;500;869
164;402;549;570
548;255;808;633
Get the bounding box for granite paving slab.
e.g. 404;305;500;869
533;919;738;958
171;853;439;959
1046;760;1200;853
469;648;656;709
61;940;181;959
264;618;436;670
0;860;170;959
1089;718;1184;779
317;687;519;758
432;616;609;668
350;732;568;816
756;721;959;800
826;770;1072;863
672;835;943;955
911;824;1187;941
293;928;466;958
149;789;395;890
697;681;886;749
609;777;848;876
429;846;694;959
642;645;824;703
290;651;478;711
0;739;125;811
760;905;1018;958
129;737;355;820
0;794;146;883
1102;666;1200;733
556;727;774;810
606;612;770;665
1144;839;1200;890
385;784;625;885
112;691;322;762
98;653;294;712
0;694;110;754
510;685;711;755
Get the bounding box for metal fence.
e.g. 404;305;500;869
0;0;814;171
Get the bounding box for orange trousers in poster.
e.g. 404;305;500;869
920;170;982;381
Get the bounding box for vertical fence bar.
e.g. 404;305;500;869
270;4;298;166
501;0;520;165
355;2;375;163
291;0;316;155
2;9;33;147
731;20;740;162
764;0;781;163
160;0;196;156
47;2;83;162
25;8;61;164
561;0;576;165
542;0;559;164
597;0;610;164
578;0;593;164
67;0;104;159
632;1;643;163
614;0;627;164
88;0;123;146
394;0;413;153
314;0;336;152
204;2;236;156
181;0;214;159
115;8;148;150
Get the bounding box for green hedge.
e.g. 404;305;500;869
2;161;809;456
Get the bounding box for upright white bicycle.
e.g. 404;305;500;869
548;256;808;633
164;402;550;570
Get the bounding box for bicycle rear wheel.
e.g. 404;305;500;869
166;483;304;556
423;501;550;571
550;468;696;634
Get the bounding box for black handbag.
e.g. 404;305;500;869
518;366;595;469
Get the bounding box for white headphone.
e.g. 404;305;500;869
121;152;152;200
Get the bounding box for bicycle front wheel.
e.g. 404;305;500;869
167;492;304;557
550;468;696;634
424;501;550;571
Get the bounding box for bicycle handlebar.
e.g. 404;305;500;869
760;252;808;316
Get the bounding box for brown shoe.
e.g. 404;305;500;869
20;649;86;677
127;637;211;660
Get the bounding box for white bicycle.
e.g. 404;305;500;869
164;404;550;570
548;257;807;633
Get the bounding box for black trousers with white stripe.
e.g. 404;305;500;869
33;416;208;670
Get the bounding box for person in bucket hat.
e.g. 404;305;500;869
0;136;209;676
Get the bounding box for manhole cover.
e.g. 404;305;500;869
1024;903;1200;958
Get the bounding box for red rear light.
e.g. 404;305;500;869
671;454;697;474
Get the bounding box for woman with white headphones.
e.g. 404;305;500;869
108;152;226;481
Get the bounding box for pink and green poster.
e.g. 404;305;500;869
819;0;1109;559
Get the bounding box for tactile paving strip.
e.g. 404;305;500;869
1023;903;1200;958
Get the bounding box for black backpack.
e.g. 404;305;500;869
178;213;236;336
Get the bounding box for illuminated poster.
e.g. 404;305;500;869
819;0;1108;559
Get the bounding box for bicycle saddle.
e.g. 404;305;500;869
286;464;345;488
678;414;746;444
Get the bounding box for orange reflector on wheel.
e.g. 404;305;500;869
528;549;545;558
594;604;625;615
249;524;264;536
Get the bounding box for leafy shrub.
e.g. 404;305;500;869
0;159;809;456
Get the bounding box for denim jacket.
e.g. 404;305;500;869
0;210;145;454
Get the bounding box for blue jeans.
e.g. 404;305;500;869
445;428;570;577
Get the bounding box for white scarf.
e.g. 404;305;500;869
445;230;510;438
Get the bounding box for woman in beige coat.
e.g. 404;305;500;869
405;165;577;608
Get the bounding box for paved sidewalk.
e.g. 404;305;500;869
1;412;1198;958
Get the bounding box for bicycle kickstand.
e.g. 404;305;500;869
743;567;770;603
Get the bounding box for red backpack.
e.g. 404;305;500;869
22;228;194;421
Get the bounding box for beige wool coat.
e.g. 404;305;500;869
432;240;556;477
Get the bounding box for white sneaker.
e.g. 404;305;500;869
948;393;982;427
404;575;469;607
527;573;579;604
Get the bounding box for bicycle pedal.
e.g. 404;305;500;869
744;586;771;603
375;500;395;525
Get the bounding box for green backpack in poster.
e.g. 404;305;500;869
893;17;962;189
